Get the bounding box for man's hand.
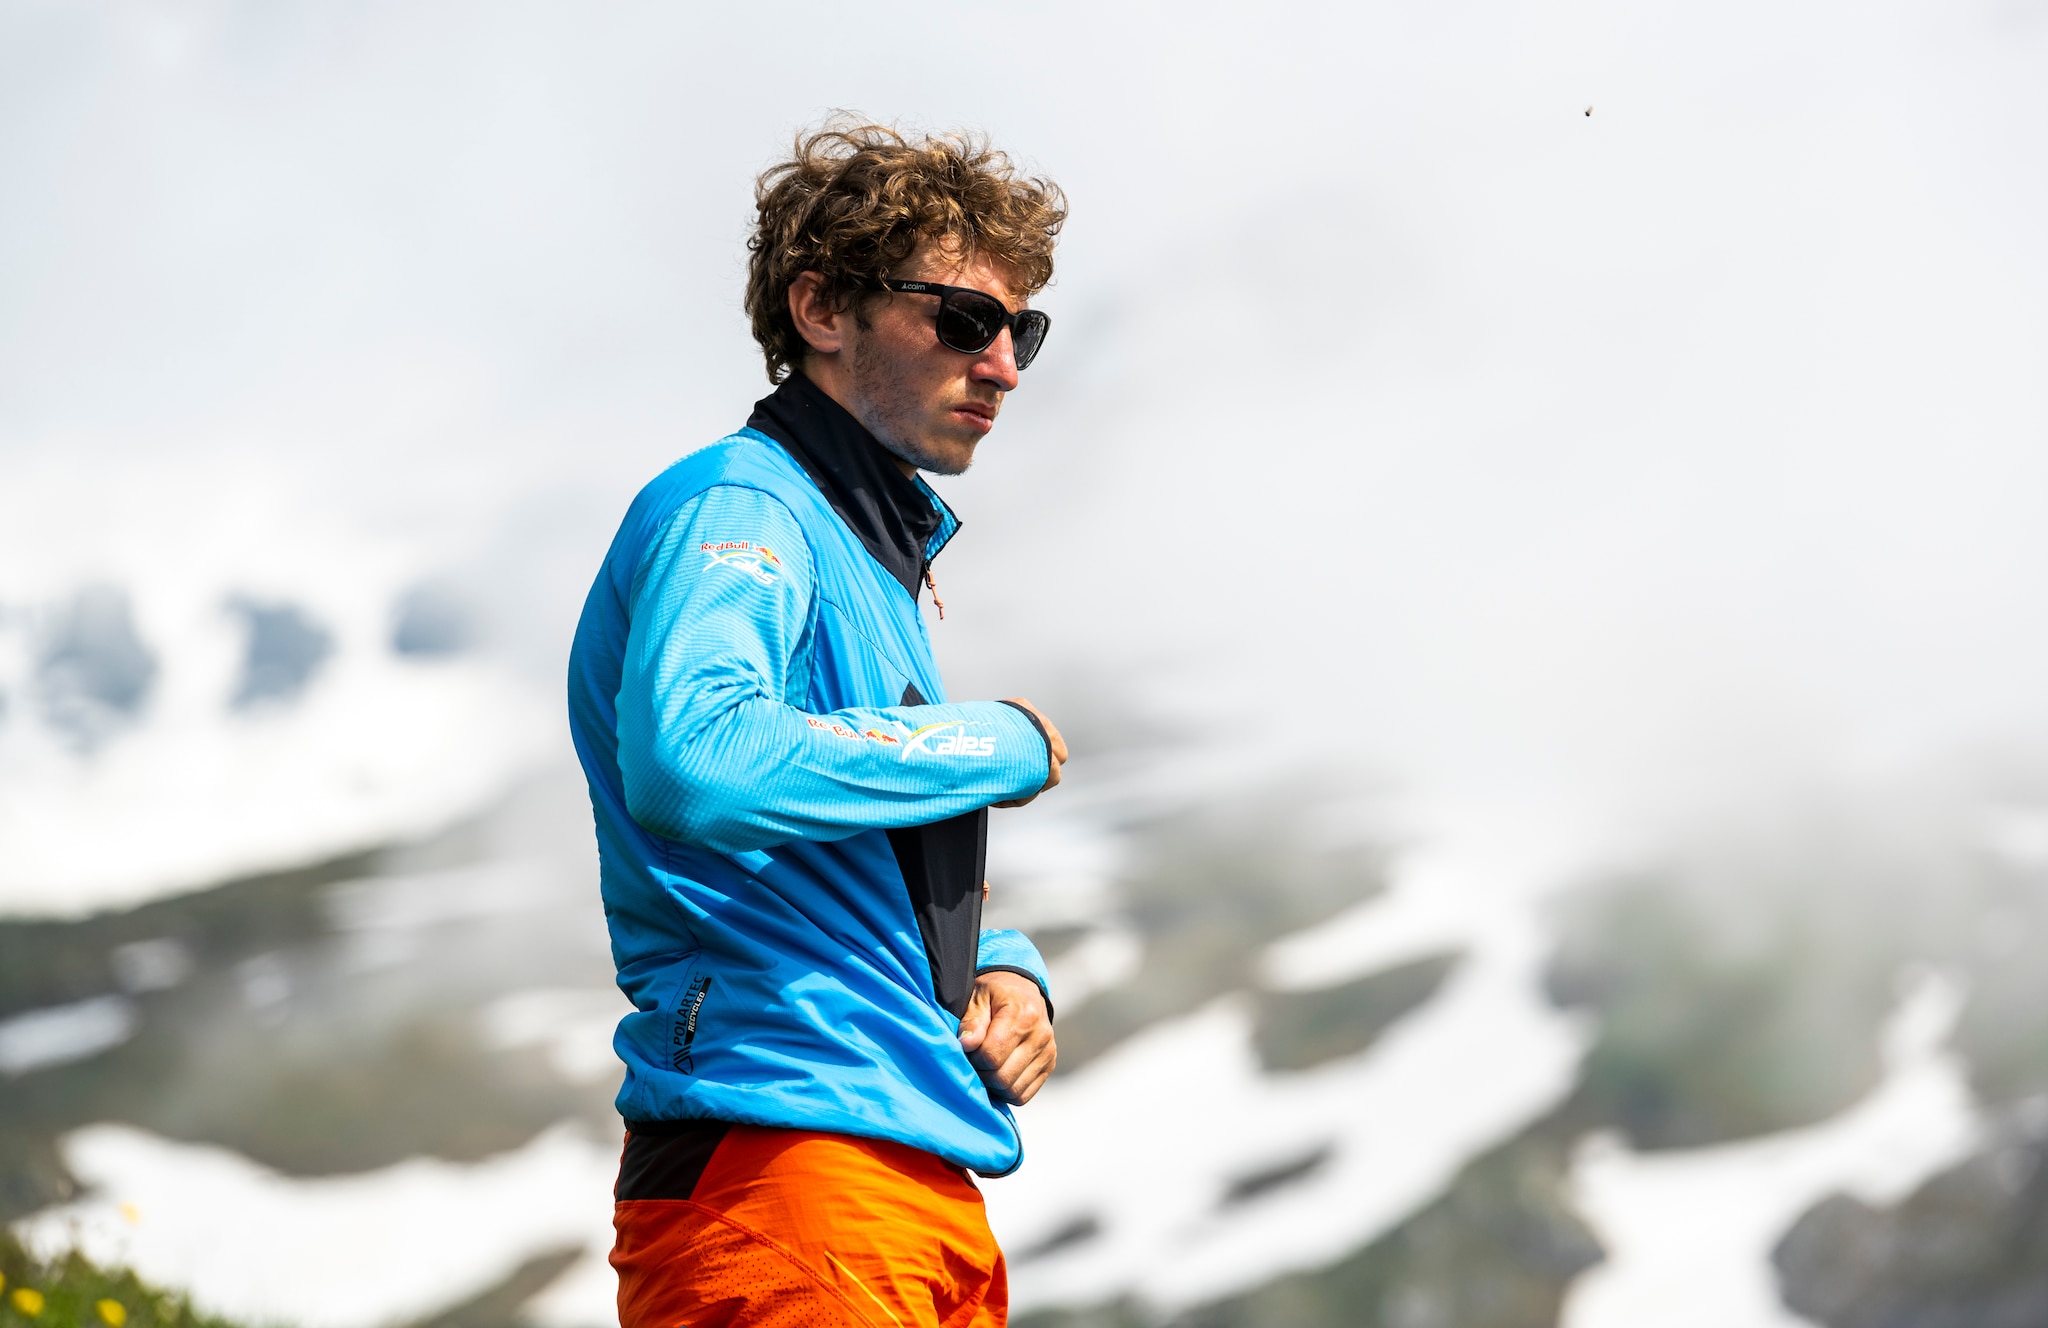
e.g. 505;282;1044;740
958;970;1057;1105
994;698;1067;808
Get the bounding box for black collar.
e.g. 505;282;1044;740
746;372;953;601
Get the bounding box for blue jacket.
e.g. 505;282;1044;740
567;374;1056;1175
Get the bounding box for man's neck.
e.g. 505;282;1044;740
746;373;950;604
799;355;918;479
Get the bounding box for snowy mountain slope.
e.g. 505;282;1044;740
0;461;556;917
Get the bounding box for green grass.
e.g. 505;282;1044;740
0;1235;242;1328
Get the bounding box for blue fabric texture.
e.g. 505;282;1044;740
568;426;1055;1175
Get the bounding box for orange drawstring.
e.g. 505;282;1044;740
924;567;945;619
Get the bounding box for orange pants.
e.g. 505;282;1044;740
611;1123;1008;1328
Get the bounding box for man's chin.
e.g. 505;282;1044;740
884;434;979;477
922;448;976;477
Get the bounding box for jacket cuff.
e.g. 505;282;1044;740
975;928;1055;1021
993;700;1055;794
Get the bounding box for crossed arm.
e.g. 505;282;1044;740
623;485;1064;1102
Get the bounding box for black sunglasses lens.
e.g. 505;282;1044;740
923;287;1048;370
1012;311;1049;370
936;290;1007;353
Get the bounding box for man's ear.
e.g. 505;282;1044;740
788;272;848;357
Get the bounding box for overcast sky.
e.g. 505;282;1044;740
4;0;2046;821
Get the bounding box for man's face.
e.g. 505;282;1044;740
839;245;1028;477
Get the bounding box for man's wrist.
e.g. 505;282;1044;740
975;964;1055;1022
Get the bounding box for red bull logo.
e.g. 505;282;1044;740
701;541;782;586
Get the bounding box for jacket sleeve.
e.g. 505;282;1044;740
617;484;1052;852
976;928;1055;1020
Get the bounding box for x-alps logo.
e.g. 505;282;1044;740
901;721;997;758
700;540;782;586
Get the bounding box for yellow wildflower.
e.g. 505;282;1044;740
96;1301;128;1327
10;1287;45;1317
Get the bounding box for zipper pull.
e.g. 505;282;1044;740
924;566;945;620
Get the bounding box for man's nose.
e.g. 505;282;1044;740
973;327;1021;392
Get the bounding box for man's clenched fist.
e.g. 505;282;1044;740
958;970;1057;1104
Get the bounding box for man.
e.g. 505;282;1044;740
566;121;1070;1328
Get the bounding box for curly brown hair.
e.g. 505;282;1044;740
744;119;1067;384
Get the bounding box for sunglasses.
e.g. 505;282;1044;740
875;279;1051;371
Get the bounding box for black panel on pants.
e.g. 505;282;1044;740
616;1119;732;1201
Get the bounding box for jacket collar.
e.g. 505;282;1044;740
746;372;959;602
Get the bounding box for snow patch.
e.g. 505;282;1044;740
0;997;137;1077
11;1123;621;1328
990;814;1595;1315
1559;970;1980;1328
0;461;554;918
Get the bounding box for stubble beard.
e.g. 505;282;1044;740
850;327;976;477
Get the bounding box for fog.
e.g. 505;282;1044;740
8;0;2045;820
